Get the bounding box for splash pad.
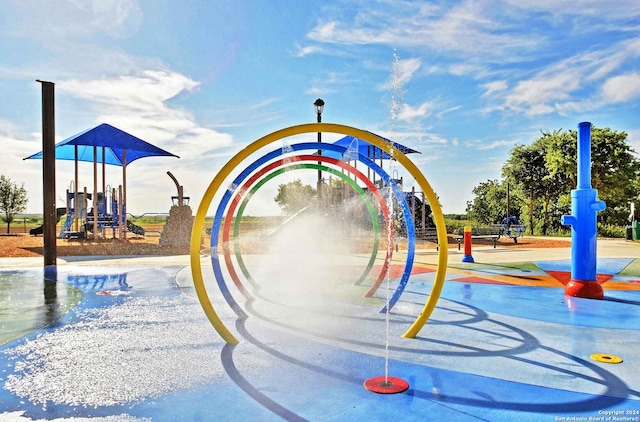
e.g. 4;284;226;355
190;123;448;393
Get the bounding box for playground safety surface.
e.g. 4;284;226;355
1;239;639;421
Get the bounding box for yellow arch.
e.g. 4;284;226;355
190;123;448;344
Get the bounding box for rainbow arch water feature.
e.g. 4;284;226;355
190;123;448;344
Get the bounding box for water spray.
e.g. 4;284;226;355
190;123;448;350
364;50;409;394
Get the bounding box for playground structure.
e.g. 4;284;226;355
159;171;194;248
59;181;144;240
25;122;178;244
61;181;118;239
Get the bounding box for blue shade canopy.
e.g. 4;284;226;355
330;132;420;161
24;123;178;166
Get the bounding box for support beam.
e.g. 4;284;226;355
37;80;56;267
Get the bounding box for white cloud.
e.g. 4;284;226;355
503;0;640;20
465;137;516;150
379;57;422;91
601;73;640;104
491;36;640;115
294;45;323;57
397;102;434;121
396;58;422;86
58;70;234;158
8;0;143;43
448;63;487;77
91;0;144;39
628;129;640;158
60;70;199;109
307;71;356;96
482;80;508;97
504;70;580;115
436;106;462;118
309;1;542;61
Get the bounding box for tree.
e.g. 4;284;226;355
465;179;523;225
503;134;572;235
0;175;29;234
545;126;640;226
503;143;545;234
274;179;316;215
470;125;640;236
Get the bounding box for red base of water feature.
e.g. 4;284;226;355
363;376;409;394
564;279;604;299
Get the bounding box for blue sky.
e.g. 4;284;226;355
2;0;640;216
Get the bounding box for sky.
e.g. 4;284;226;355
1;0;640;217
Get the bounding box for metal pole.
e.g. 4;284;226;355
421;191;426;232
506;182;510;218
122;150;127;239
314;98;324;207
317;111;322;205
37;80;56;268
74;146;78;232
93;145;98;239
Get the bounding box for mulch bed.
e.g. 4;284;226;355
1;232;570;258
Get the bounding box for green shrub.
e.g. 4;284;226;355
597;223;625;238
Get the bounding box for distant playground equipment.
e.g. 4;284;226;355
58;181;144;240
29;207;67;236
561;121;607;299
190;123;448;345
159;172;193;248
497;215;526;241
25;123;178;242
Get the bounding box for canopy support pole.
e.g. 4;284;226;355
93;146;98;240
74;146;78;232
122;150;127;239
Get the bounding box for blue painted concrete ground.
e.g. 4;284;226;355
1;257;639;421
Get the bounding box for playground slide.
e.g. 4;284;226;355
29;208;67;236
263;206;312;238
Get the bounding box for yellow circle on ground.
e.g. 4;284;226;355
590;353;623;364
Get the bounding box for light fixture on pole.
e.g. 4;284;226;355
314;98;324;205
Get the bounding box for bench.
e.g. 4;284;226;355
414;227;439;249
415;227;438;241
454;227;503;249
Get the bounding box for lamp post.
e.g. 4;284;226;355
314;98;324;206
